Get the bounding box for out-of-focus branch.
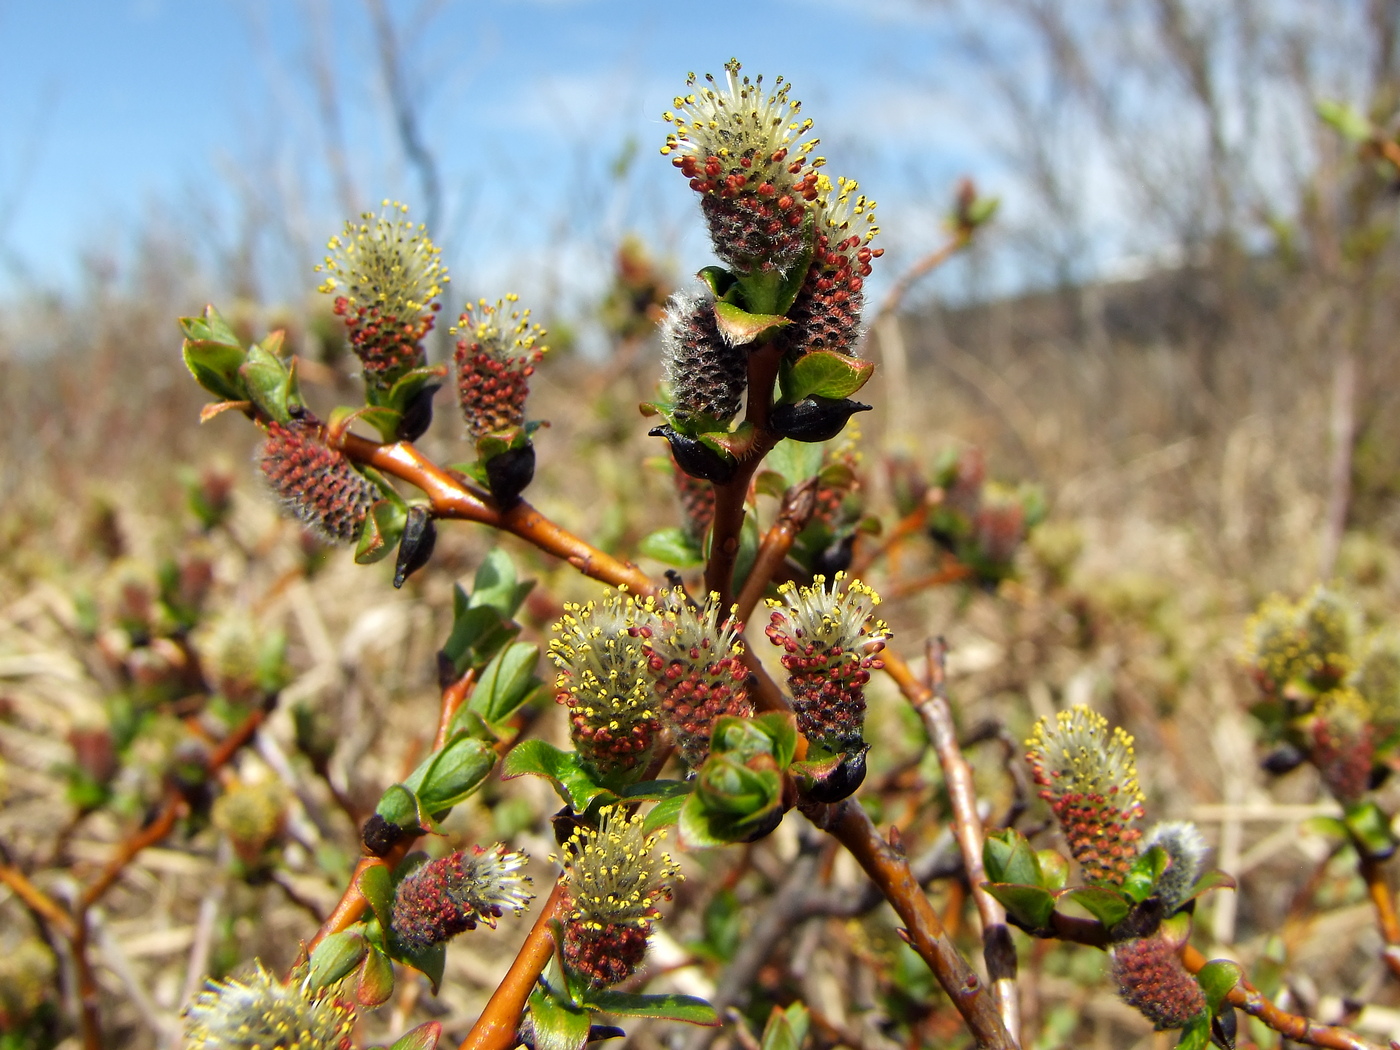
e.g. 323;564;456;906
1358;854;1400;981
887;642;1020;1045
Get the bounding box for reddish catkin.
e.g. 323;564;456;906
1112;935;1206;1030
257;421;376;544
452;296;546;438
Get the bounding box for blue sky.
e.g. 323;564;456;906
0;0;1000;315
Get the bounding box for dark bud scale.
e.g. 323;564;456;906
393;505;437;588
770;397;871;443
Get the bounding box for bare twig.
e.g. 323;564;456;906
887;643;1020;1045
734;477;818;624
1358;854;1400;982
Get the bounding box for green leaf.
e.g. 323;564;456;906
375;785;423;832
1343;799;1398;859
179;305;240;346
357;863;395;931
983;828;1043;887
695;265;738;299
713;300;791;347
1180;868;1235;905
386;364;448;415
502;740;617;812
239;342;294;423
1174;1012;1212;1050
760;1002;810;1050
1316;99;1374;143
981;883;1057;931
473;549;534;617
1061;886;1131;929
403;733;496;815
1036;849;1070;891
384;1021;442;1050
466;643;542;729
639;527;705;568
356;499;408;564
356;946;395;1007
780;349;875;402
183;339;249;402
1123;845;1169;903
583;990;719;1026
390;938;445;995
528;985;592;1050
1195;959;1242;1016
764;438;825;491
641;792;688;835
309;929;369;989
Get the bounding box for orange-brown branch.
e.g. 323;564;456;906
0;861;76;938
807;798;1014;1050
337;433;651;593
458;875;570;1050
1359;854;1400;981
1180;944;1380;1050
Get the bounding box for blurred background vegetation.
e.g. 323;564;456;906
3;1;1400;1048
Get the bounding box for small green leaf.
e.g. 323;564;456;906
386;364;448;415
385;1021;442;1050
356;499;408;564
583;990;719;1026
1174;1012;1212;1050
1036;850;1070;891
502;740;617;812
1123;845;1169;903
639;527;705;568
983;828;1043;887
713;300;791;347
1316;99;1374;143
240;343;293;423
641;792;688;835
1195;959;1242;1016
528;985;592;1050
391;939;445;994
404;733;496;815
780;349;875;402
982;883;1056;931
1181;868;1236;905
179;305;240;346
760;1002;809;1050
466;643;542;728
1061;886;1131;929
357;946;395;1007
1343;799;1398;859
183;339;249;402
309;929;369;989
695;265;737;299
375;785;423;832
357;863;395;930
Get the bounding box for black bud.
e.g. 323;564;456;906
737;804;786;843
1260;743;1307;776
649;424;737;484
395;382;441;442
770;397;872;443
1210;1006;1237;1050
812;533;856;577
362;813;411;856
801;745;869;803
485;442;536;506
393;505;437;588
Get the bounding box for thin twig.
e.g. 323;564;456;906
887;643;1020;1046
